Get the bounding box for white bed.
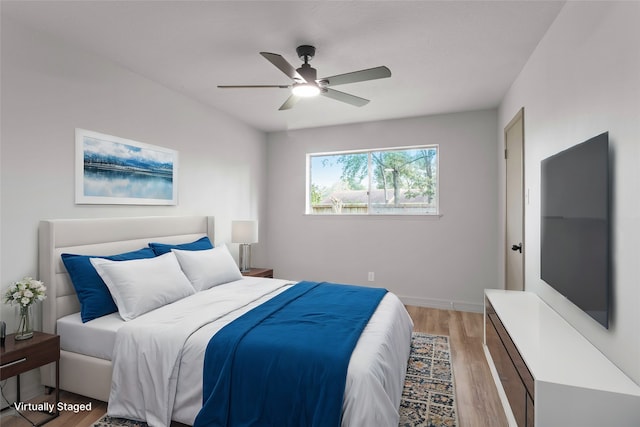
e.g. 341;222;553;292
39;216;413;426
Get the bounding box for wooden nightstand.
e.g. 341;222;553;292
1;331;60;425
242;268;274;278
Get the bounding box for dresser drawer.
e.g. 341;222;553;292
0;333;60;380
486;300;535;398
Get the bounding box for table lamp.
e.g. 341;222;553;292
232;220;258;272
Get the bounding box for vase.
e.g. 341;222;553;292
15;305;34;340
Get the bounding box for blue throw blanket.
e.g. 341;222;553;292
193;281;387;427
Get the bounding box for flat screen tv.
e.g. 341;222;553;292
540;131;610;328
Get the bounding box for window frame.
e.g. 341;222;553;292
306;144;439;216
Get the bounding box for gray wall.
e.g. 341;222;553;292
0;17;268;397
499;1;640;384
267;110;499;312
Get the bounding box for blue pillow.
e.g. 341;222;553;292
61;247;156;323
148;236;213;256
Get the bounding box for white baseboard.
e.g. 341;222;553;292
399;295;483;313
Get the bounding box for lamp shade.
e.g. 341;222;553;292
231;220;258;244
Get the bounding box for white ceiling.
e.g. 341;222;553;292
2;1;565;132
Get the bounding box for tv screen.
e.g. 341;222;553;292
540;132;610;328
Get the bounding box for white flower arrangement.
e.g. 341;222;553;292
3;276;47;307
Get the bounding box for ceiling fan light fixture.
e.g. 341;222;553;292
220;46;391;110
291;83;320;97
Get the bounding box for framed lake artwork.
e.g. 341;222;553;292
75;129;178;205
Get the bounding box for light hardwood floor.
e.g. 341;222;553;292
404;306;508;427
1;306;507;427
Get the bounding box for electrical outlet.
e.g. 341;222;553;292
368;272;375;282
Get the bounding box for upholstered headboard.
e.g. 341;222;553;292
38;216;215;335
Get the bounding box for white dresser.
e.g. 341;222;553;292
484;289;640;427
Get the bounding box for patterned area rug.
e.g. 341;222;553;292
399;333;458;427
93;332;457;427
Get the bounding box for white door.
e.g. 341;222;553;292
505;109;524;291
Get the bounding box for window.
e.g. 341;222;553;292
307;145;438;215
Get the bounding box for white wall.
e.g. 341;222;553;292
499;1;640;384
0;18;268;398
267;110;499;312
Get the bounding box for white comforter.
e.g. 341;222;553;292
108;278;413;427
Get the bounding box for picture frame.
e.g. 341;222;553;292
75;128;178;205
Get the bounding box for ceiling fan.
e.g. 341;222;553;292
218;45;391;111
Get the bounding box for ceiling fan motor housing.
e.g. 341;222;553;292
296;45;316;61
297;63;317;83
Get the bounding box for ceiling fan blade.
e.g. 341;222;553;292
321;88;369;107
321;66;391;87
260;52;305;82
278;94;301;111
218;85;290;89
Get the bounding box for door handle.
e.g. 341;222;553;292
511;243;522;253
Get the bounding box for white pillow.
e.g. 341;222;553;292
90;252;195;321
172;244;243;291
